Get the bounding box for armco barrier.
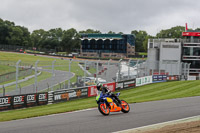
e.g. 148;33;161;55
53;87;88;103
0;92;48;111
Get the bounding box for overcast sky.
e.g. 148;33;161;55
0;0;199;35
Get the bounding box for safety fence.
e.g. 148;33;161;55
0;74;180;111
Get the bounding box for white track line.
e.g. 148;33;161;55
113;115;200;133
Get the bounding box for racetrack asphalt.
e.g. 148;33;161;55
3;68;74;96
1;96;200;133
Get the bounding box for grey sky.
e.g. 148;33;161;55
0;0;199;35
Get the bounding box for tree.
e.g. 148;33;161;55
61;28;80;53
131;30;148;52
79;29;101;34
156;26;185;38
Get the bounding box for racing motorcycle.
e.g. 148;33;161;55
96;92;130;115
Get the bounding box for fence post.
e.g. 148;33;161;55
136;60;139;78
128;59;131;79
16;60;21;94
68;59;72;89
118;59;122;81
35;60;39;93
107;59;111;82
96;60;99;83
51;60;56;91
3;85;5;96
84;60;87;87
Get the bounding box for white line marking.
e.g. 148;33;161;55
113;115;200;133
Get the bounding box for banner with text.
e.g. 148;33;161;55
88;82;116;97
0;96;12;111
153;75;167;83
136;76;153;86
53;87;88;103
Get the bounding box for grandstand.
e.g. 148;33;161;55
80;33;135;58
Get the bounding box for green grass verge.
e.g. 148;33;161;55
0;65;16;75
1;80;200;122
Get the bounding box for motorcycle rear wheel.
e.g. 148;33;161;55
98;103;110;116
121;100;130;113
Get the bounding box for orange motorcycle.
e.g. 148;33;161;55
96;92;130;115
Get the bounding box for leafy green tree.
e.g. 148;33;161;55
61;28;80;53
108;31;116;34
79;29;101;34
156;26;185;38
131;30;148;52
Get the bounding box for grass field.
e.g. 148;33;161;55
0;71;52;93
1;80;200;122
0;64;16;75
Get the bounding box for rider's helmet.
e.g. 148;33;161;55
97;83;103;91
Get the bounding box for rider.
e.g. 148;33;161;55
96;83;121;105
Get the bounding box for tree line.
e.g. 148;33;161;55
0;18;191;53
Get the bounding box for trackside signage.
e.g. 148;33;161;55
116;81;124;90
13;95;25;109
88;82;115;97
37;92;48;105
0;96;12;111
136;76;152;86
53;87;88;103
123;79;136;88
153;75;167;83
26;94;37;107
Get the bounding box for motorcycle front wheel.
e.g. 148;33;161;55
121;100;130;113
98;103;110;116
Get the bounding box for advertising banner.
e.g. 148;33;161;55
115;81;124;90
26;94;37;107
103;82;115;92
123;79;136;89
88;82;115;97
153;75;167;83
136;76;153;86
0;96;12;111
88;86;98;97
53;87;88;103
167;75;179;81
37;92;48;105
12;95;25;109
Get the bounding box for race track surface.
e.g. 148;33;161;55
1;96;200;133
